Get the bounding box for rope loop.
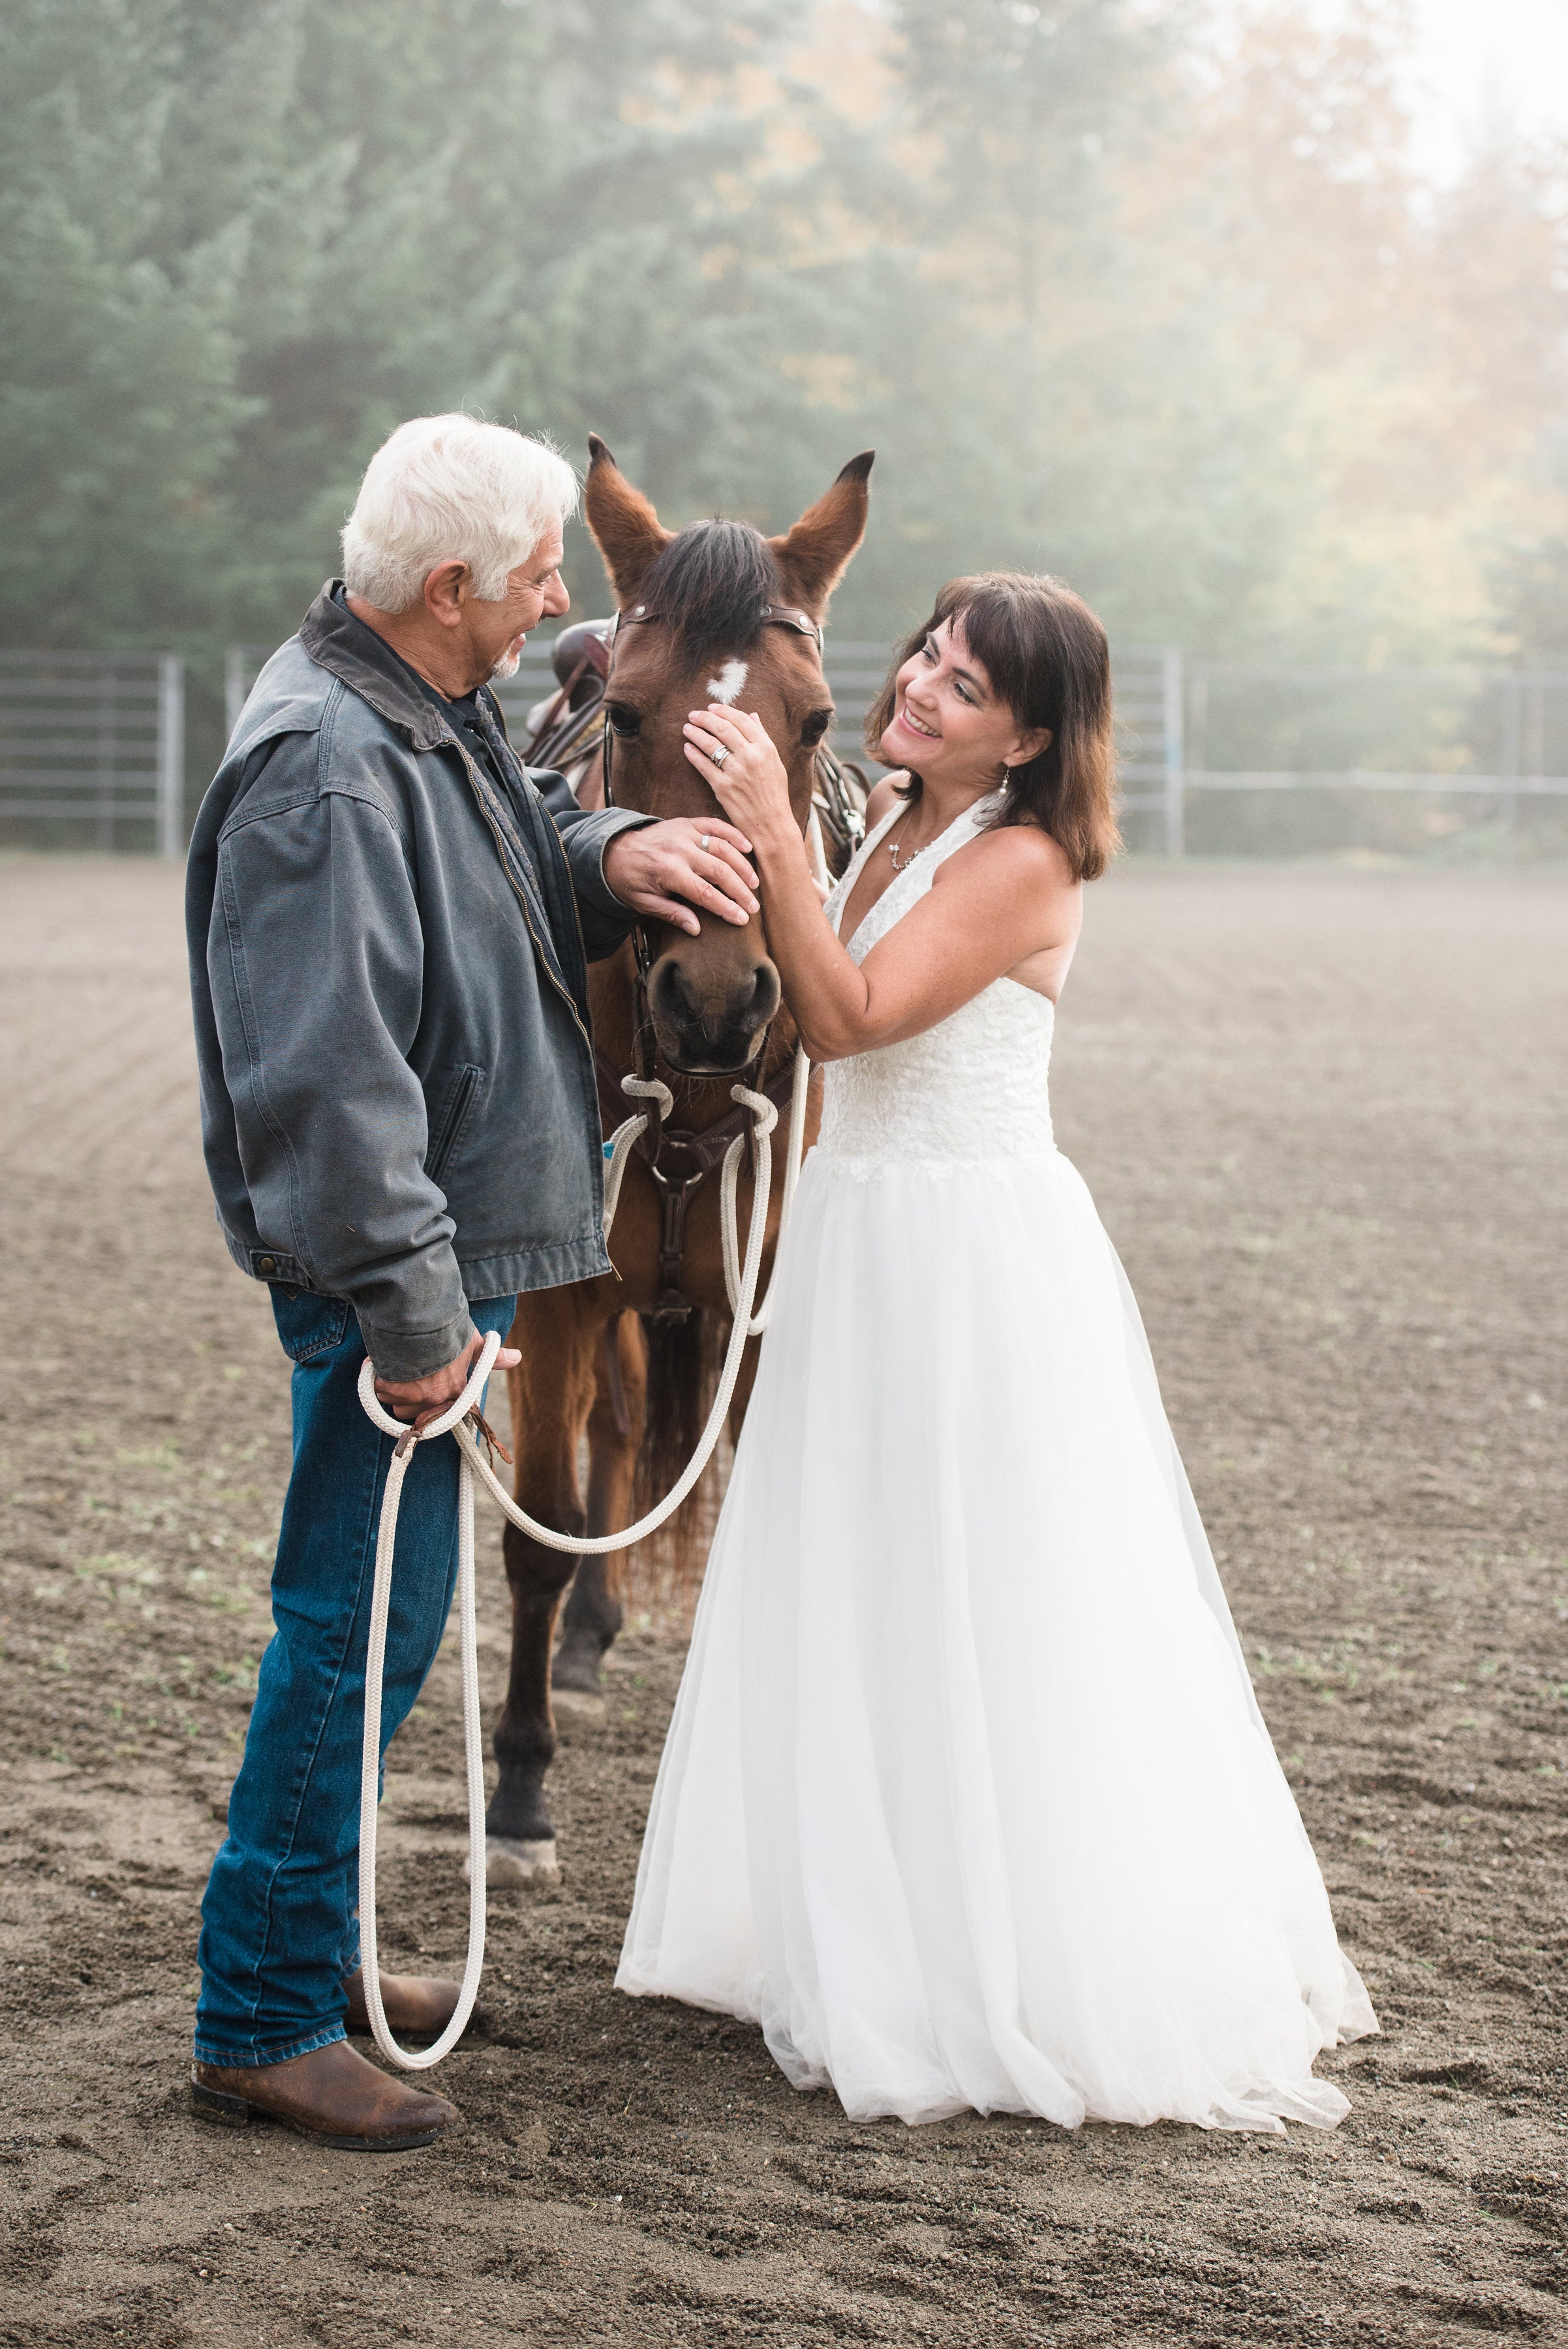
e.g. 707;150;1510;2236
353;1051;808;2071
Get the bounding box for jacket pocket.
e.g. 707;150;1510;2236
425;1063;487;1188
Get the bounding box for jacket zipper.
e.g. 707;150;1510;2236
453;741;613;1242
455;743;595;1054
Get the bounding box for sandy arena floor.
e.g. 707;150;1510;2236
1;852;1564;2348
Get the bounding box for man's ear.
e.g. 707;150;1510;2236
420;559;470;630
583;434;673;606
769;452;874;619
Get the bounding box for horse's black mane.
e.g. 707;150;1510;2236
639;519;782;669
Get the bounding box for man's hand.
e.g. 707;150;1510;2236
373;1330;521;1432
602;818;758;937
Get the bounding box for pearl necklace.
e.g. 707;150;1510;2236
885;808;920;871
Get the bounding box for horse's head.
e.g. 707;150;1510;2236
584;437;872;1075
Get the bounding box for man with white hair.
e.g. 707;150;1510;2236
183;416;756;2150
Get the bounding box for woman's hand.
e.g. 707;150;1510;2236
683;705;795;846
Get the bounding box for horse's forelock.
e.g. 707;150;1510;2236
638;520;782;670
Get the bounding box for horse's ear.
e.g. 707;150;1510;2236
583;433;673;605
769;451;874;617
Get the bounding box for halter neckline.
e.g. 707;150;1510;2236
833;791;1000;958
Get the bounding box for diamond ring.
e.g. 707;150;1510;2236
709;743;728;769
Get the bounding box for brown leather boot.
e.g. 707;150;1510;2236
343;1965;461;2042
191;2041;461;2151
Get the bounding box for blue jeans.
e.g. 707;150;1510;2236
194;1288;516;2068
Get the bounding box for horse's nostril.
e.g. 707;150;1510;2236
648;960;701;1026
745;963;782;1026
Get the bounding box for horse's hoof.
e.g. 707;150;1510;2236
470;1836;559;1886
550;1687;606;1723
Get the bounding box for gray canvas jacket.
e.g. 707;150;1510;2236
186;583;651;1379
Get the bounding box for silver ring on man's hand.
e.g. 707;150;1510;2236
699;834;712;851
708;744;728;768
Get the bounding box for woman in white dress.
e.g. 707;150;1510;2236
616;571;1376;2132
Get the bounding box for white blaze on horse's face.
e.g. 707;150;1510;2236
705;658;748;706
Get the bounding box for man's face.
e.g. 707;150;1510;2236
470;520;570;684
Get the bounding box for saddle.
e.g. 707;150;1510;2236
521;619;615;776
550;618;613;702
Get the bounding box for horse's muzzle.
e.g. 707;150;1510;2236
647;952;782;1075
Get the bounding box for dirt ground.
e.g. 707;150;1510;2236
1;850;1565;2349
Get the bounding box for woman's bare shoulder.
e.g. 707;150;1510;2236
863;774;908;826
942;817;1080;898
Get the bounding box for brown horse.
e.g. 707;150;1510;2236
484;438;873;1882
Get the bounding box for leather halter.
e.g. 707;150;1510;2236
613;600;824;650
598;596;829;1323
594;1045;800;1324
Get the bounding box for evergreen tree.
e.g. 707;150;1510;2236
2;0;1565;691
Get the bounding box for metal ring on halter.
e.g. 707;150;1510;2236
708;744;728;768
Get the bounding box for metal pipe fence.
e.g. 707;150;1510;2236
14;636;1552;861
0;651;184;855
223;635;1195;851
1171;662;1568;857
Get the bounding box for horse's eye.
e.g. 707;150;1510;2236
605;702;641;738
801;708;833;748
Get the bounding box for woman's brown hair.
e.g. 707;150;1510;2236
863;572;1118;882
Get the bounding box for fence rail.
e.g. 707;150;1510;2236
1182;771;1568;795
12;636;1561;863
203;636;1568;862
0;652;183;855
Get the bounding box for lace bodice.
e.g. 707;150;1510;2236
815;797;1056;1174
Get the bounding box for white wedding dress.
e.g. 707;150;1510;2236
617;797;1376;2131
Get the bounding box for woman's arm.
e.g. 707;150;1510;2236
685;707;1079;1063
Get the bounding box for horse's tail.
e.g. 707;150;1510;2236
632;1307;727;1597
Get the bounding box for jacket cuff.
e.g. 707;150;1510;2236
354;1304;477;1383
579;808;656;918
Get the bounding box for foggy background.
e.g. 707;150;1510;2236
3;16;1567;2327
3;0;1565;842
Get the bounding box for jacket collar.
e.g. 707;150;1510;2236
299;581;465;754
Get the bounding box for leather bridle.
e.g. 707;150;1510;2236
599;596;827;1023
598;598;850;1323
613;598;825;651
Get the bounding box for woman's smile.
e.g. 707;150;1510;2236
893;699;941;741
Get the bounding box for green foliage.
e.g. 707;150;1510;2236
0;0;260;647
1;0;1564;693
0;0;869;660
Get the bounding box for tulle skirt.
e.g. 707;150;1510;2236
617;1146;1377;2130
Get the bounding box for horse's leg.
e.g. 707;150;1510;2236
553;1312;649;1715
484;1291;599;1886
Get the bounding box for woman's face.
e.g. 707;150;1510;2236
879;613;1047;788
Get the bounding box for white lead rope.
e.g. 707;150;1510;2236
720;1046;811;1335
352;1052;807;2070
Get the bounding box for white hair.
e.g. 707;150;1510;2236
341;414;579;612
